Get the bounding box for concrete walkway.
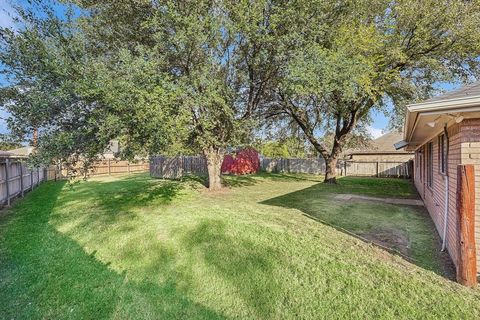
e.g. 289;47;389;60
334;194;424;206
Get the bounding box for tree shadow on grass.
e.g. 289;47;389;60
260;181;452;279
149;170;321;189
181;219;282;318
52;175;185;234
0;181;224;319
222;172;322;188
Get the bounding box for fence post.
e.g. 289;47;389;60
376;161;379;177
456;164;477;287
19;162;24;197
127;162;130;174
108;159;111;175
5;158;10;206
344;161;347;176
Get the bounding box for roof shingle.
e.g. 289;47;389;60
423;81;480;103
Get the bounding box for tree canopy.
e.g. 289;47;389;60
265;0;480;182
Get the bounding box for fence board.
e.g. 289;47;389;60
150;156;207;179
0;157;47;208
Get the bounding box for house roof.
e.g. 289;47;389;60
0;150;14;157
8;146;34;156
347;131;413;155
421;81;480;103
402;81;480;151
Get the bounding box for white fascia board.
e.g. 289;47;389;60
417;106;480;116
407;95;480;113
404;96;480;143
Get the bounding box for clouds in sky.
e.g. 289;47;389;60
367;126;383;139
0;0;17;29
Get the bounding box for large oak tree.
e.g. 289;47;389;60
268;0;480;183
0;0;292;189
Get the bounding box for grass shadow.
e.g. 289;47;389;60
53;174;185;235
260;179;451;278
0;181;224;319
222;172;323;188
181;219;281;318
222;174;259;187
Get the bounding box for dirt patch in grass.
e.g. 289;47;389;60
437;250;456;281
359;227;410;256
359;224;456;280
200;187;232;196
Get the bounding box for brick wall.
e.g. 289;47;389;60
413;119;479;273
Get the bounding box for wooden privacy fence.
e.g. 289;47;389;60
150;155;412;179
85;159;149;176
45;159;150;180
342;160;413;178
0;157;47;207
150;156;207;179
1;157;150;208
261;158;412;178
261;158;326;174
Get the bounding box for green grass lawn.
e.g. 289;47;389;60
1;173;479;319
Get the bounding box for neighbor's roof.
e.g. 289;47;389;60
403;81;480;151
0;150;13;157
8;146;34;156
420;81;480;104
348;131;413;155
406;81;480;114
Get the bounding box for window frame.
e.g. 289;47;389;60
438;134;446;174
418;149;423;181
427;142;433;188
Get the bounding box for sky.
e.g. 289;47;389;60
0;0;16;134
0;0;465;140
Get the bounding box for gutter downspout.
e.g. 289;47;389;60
441;124;450;251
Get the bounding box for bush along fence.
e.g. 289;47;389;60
0;157;47;207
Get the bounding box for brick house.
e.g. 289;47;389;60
400;81;480;285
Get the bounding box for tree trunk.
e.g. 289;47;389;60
33;127;38;149
204;147;223;191
324;157;337;184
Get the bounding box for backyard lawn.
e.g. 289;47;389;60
1;173;479;319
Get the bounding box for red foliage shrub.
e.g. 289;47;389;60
221;148;260;175
221;154;235;173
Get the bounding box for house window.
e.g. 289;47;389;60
438;134;446;174
417;149;423;181
427;142;433;188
